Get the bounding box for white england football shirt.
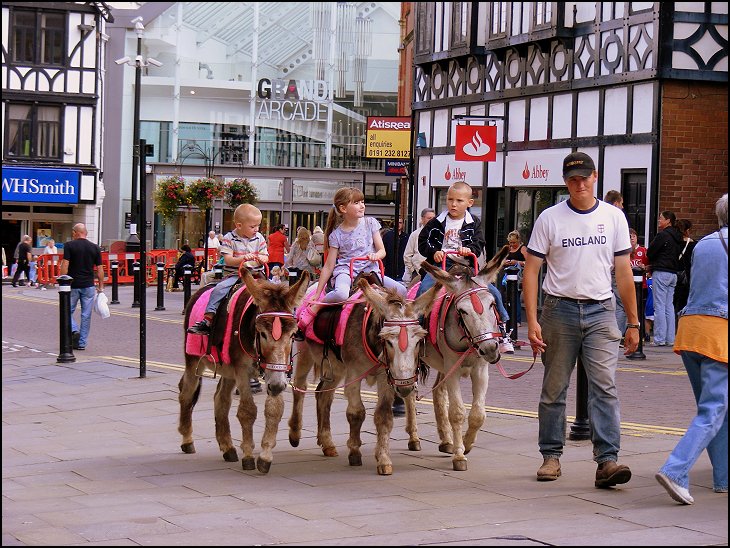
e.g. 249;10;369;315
526;199;631;300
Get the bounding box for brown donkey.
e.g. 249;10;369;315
178;269;310;473
288;279;442;475
403;247;509;471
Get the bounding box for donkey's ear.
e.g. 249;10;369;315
359;278;388;316
475;245;509;285
420;261;459;292
413;281;442;317
242;268;267;303
285;270;310;310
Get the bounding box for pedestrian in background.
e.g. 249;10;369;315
311;225;325;263
402;207;435;287
656;193;728;505
11;235;33;287
523;151;638;488
647;210;683;346
172;244;196;290
673;218;696;317
502;230;526;327
59;223;105;350
605;190;629;336
285;226;318;278
267;223;290;276
382;218;408;281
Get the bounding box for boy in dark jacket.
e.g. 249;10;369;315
417;181;485;297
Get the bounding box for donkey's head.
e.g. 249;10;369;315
241;269;311;396
358;278;442;398
420;245;509;362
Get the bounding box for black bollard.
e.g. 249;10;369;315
627;266;647;360
214;263;223;280
56;275;75;363
505;265;520;345
183;264;192;311
155;261;166;311
132;261;140;308
568;357;591;440
110;260;120;304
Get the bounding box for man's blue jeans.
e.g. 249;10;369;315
659;350;728;492
538;295;623;463
652;270;677;345
70;286;96;348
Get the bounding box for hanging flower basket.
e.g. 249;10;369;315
153;175;188;223
224;177;258;209
187;177;225;211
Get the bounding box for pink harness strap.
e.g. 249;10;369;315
296;287;364;345
185;285;248;363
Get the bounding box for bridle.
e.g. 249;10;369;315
361;307;422;389
440;284;503;363
238;298;297;373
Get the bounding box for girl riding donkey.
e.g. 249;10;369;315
296;186;407;335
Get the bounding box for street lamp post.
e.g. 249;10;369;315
116;17;163;251
178;142;235;270
115;17;162;378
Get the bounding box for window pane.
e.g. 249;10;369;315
42;13;65;65
7;105;33;157
13;11;36;63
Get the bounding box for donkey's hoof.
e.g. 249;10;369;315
256;458;272;474
408;440;421;451
181;442;196;454
453;459;468;471
241;456;256;470
322;447;339;457
289;435;300;447
439;442;454;454
377;464;393;476
348;454;362;466
222;448;238;462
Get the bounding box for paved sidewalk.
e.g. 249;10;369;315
2;344;727;546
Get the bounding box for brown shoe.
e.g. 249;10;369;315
537;457;561;481
595;461;632;488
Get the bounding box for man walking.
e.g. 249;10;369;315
523;152;639;488
11;235;33;287
59;223;105;351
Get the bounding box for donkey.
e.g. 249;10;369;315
288;278;442;475
178;268;310;474
403;247;510;471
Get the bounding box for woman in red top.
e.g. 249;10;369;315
267;224;290;275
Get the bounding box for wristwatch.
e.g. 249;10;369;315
625;323;640;331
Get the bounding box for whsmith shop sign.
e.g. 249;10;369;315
2;166;80;204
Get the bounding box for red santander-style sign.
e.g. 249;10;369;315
455;125;497;162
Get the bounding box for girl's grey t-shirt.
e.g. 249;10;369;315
329;216;381;278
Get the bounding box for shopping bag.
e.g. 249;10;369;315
94;291;111;319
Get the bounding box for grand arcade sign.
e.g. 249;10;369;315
256;78;330;122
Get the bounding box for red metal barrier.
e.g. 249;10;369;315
36;248;219;286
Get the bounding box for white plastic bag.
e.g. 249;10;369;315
94;291;110;319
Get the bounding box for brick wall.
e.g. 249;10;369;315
660;81;728;239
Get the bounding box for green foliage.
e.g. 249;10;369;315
187;177;225;211
225;178;258;209
153;175;188;222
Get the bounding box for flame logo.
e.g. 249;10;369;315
444;166;451;181
522;162;530;179
461;130;491;157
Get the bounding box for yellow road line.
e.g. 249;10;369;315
100;355;685;437
4;294;183;324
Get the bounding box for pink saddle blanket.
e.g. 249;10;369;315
407;282;446;347
296;287;363;346
184;285;250;364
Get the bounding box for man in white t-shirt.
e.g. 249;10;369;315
523;151;639;489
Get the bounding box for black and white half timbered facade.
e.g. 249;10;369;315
1;1;113;256
410;2;728;252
